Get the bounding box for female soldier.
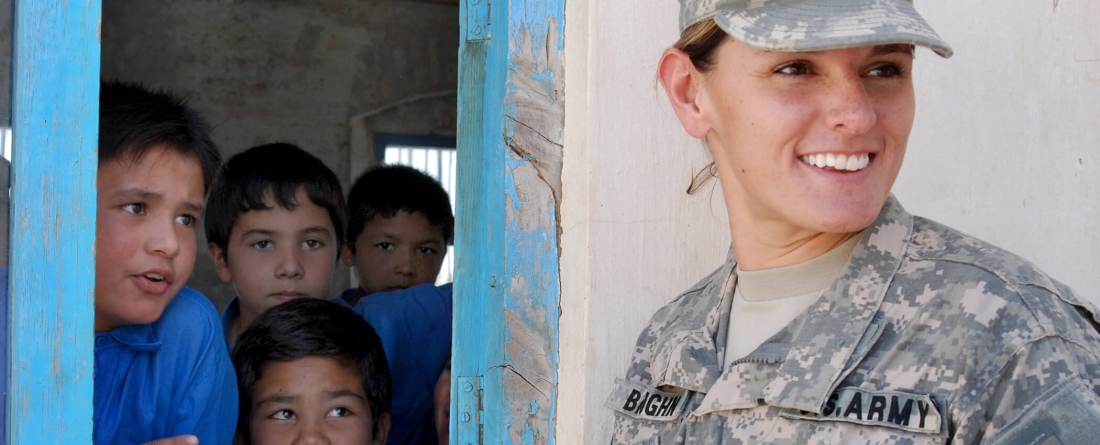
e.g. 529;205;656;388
607;1;1100;443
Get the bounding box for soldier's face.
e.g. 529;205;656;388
687;39;915;235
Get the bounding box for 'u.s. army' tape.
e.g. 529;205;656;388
781;387;944;435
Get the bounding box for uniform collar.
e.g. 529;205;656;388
650;250;736;393
648;195;913;413
763;195;912;412
97;321;162;352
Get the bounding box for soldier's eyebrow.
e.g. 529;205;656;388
751;44;914;58
872;44;915;57
752;48;819;58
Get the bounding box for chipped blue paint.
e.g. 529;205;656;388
9;0;100;443
455;0;564;443
504;158;525;211
521;423;536;444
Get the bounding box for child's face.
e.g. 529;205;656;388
344;211;446;295
95;144;205;332
210;187;338;326
249;356;389;445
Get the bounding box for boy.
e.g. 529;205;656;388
341;165;454;445
204;143;346;346
232;298;392;445
94;81;236;445
340;165;453;305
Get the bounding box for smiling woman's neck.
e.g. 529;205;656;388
730;221;858;270
729;220;862;271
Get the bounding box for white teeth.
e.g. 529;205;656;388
845;155;860;171
835;154;848;169
799;153;872;172
145;273;164;282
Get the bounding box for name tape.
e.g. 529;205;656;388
605;378;687;422
781;387;944;435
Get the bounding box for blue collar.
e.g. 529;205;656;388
97;322;161;352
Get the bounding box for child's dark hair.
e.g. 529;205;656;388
232;298;392;444
346;165;454;252
204;143;347;257
99;81;222;192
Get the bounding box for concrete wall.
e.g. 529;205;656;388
101;0;459;309
559;0;1100;443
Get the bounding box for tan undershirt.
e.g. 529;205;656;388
723;233;863;369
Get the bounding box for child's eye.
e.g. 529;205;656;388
376;242;394;251
774;60;811;76
122;203;146;215
326;407;352;418
270;409;295;420
419;246;438;255
175;214;196;227
303;239;324;249
251;240;273;250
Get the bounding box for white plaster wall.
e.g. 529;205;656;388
559;1;730;444
898;1;1099;306
560;0;1100;443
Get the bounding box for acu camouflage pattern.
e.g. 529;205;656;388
608;196;1100;444
677;0;954;58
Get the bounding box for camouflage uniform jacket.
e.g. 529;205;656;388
608;197;1100;444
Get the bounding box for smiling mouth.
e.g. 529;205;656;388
800;153;872;172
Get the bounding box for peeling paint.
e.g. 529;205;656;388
455;0;564;443
500;0;565;444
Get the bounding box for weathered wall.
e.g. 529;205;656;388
101;0;459;309
560;0;1100;443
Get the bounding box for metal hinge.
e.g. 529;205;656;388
454;375;483;445
466;0;490;41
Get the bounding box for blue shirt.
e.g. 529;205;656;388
339;284;453;445
94;287;238;445
221;297;241;345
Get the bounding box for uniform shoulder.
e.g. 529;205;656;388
154;287;224;343
621;262;728;384
907;216;1100;342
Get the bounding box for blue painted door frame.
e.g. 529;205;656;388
5;1;566;443
454;0;565;443
7;0;100;443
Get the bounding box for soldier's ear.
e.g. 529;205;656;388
658;47;712;139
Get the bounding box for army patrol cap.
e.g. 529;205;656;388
679;0;954;58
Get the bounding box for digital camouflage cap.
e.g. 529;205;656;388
678;0;954;58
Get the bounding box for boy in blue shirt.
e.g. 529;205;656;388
341;165;454;445
94;81;237;445
232;298;392;445
204;143;347;347
205;150;452;444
